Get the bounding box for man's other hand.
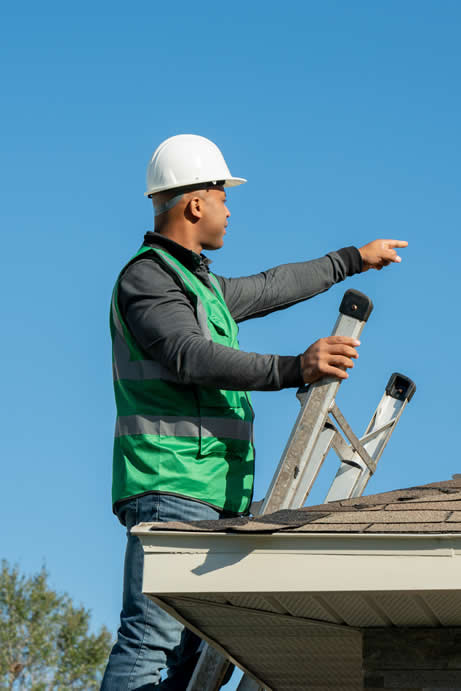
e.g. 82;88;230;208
301;337;360;383
359;239;408;271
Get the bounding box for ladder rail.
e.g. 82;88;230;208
260;290;373;515
325;373;415;502
236;675;263;690
185;647;232;691
286;423;336;509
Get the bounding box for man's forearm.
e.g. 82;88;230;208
165;336;301;391
215;247;362;322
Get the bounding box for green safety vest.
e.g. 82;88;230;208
110;246;255;514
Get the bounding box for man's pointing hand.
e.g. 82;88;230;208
359;239;408;271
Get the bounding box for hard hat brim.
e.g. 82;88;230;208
145;176;247;197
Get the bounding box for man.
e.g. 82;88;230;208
102;134;407;690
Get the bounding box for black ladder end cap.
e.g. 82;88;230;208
385;372;416;402
339;289;374;322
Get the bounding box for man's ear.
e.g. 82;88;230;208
187;195;204;220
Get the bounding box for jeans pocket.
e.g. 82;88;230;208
134;493;161;525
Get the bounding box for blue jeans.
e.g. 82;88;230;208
101;493;221;690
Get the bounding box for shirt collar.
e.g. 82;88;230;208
143;232;212;272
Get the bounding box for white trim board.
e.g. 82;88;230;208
132;529;461;595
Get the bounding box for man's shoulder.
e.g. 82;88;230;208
119;249;182;289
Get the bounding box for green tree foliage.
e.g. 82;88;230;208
0;560;112;690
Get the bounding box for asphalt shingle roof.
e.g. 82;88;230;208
139;476;461;535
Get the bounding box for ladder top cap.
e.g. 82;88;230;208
386;372;416;402
339;289;373;322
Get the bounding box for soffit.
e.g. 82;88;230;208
154;590;461;690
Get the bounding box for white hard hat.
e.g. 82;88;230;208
145;134;246;197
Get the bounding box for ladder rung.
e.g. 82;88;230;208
331;432;363;469
359;419;395;444
330;402;376;474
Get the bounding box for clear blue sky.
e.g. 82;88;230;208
2;1;460;688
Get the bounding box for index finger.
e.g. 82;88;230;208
384;239;408;248
327;336;361;346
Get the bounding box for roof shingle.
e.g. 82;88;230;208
138;477;461;535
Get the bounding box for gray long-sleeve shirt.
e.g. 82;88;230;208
118;232;362;391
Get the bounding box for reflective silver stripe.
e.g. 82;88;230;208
209;273;223;296
153;249;194;286
196;301;212;340
112;331;180;382
115;414;252;441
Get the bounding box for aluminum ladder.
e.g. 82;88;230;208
186;288;416;691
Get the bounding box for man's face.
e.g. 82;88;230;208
198;188;230;251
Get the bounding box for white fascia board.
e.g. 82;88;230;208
131;528;461;596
